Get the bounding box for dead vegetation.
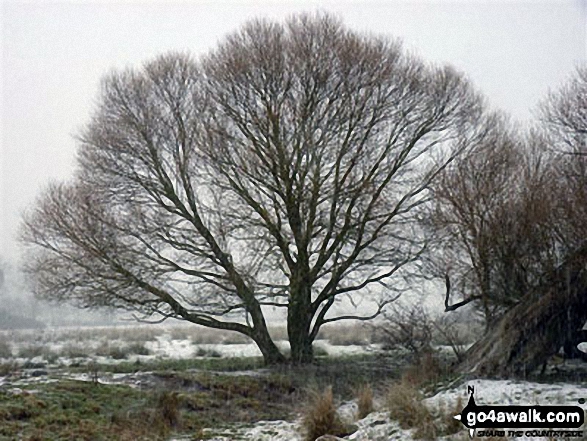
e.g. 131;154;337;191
386;379;466;440
301;386;355;441
355;383;374;419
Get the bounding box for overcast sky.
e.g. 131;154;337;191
1;0;586;262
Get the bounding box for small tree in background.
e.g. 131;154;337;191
450;66;587;376
540;66;587;253
426;117;559;328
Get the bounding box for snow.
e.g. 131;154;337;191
189;379;587;441
3;326;587;440
425;379;587;409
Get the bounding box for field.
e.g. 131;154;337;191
0;322;586;440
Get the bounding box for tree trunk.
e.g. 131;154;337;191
564;329;587;361
253;330;287;365
289;325;314;364
287;285;314;364
458;245;587;378
288;304;314;363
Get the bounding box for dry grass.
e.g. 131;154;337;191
434;395;463;437
386;381;433;433
301;386;351;441
355;384;374;419
0;361;18;376
400;351;444;388
268;325;289;342
387;381;472;440
156;390;181;428
184;325;249;344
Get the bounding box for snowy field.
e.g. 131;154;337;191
187;378;587;441
1;324;586;440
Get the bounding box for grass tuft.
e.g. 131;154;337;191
301;385;350;441
156;390;181;428
355;383;374;419
386;381;432;432
386;381;470;440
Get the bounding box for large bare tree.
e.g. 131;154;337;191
21;14;485;364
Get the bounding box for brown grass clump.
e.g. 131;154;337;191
355;384;374;419
387;381;432;432
387;382;471;440
435;395;464;437
156;390;181;428
0;361;18;376
301;386;350;441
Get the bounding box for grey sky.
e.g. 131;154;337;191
2;0;585;261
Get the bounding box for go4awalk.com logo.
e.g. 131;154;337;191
454;386;585;438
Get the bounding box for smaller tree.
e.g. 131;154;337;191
426;117;558;327
454;66;587;376
540;66;587;253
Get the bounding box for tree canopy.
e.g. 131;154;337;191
21;14;486;364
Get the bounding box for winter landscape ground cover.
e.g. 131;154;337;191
0;323;586;440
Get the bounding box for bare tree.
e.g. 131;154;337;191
446;66;587;377
541;66;587;253
426;118;559;327
21;14;485;364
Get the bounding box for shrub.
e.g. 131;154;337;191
61;343;90;358
375;304;433;355
0;361;18;376
432;314;478;362
97;342;147;359
313;346;329;357
17;344;45;359
107;346;128;360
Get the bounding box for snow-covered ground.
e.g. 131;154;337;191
0;324;382;369
146;333;381;359
2;325;587;440
188;379;587;441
